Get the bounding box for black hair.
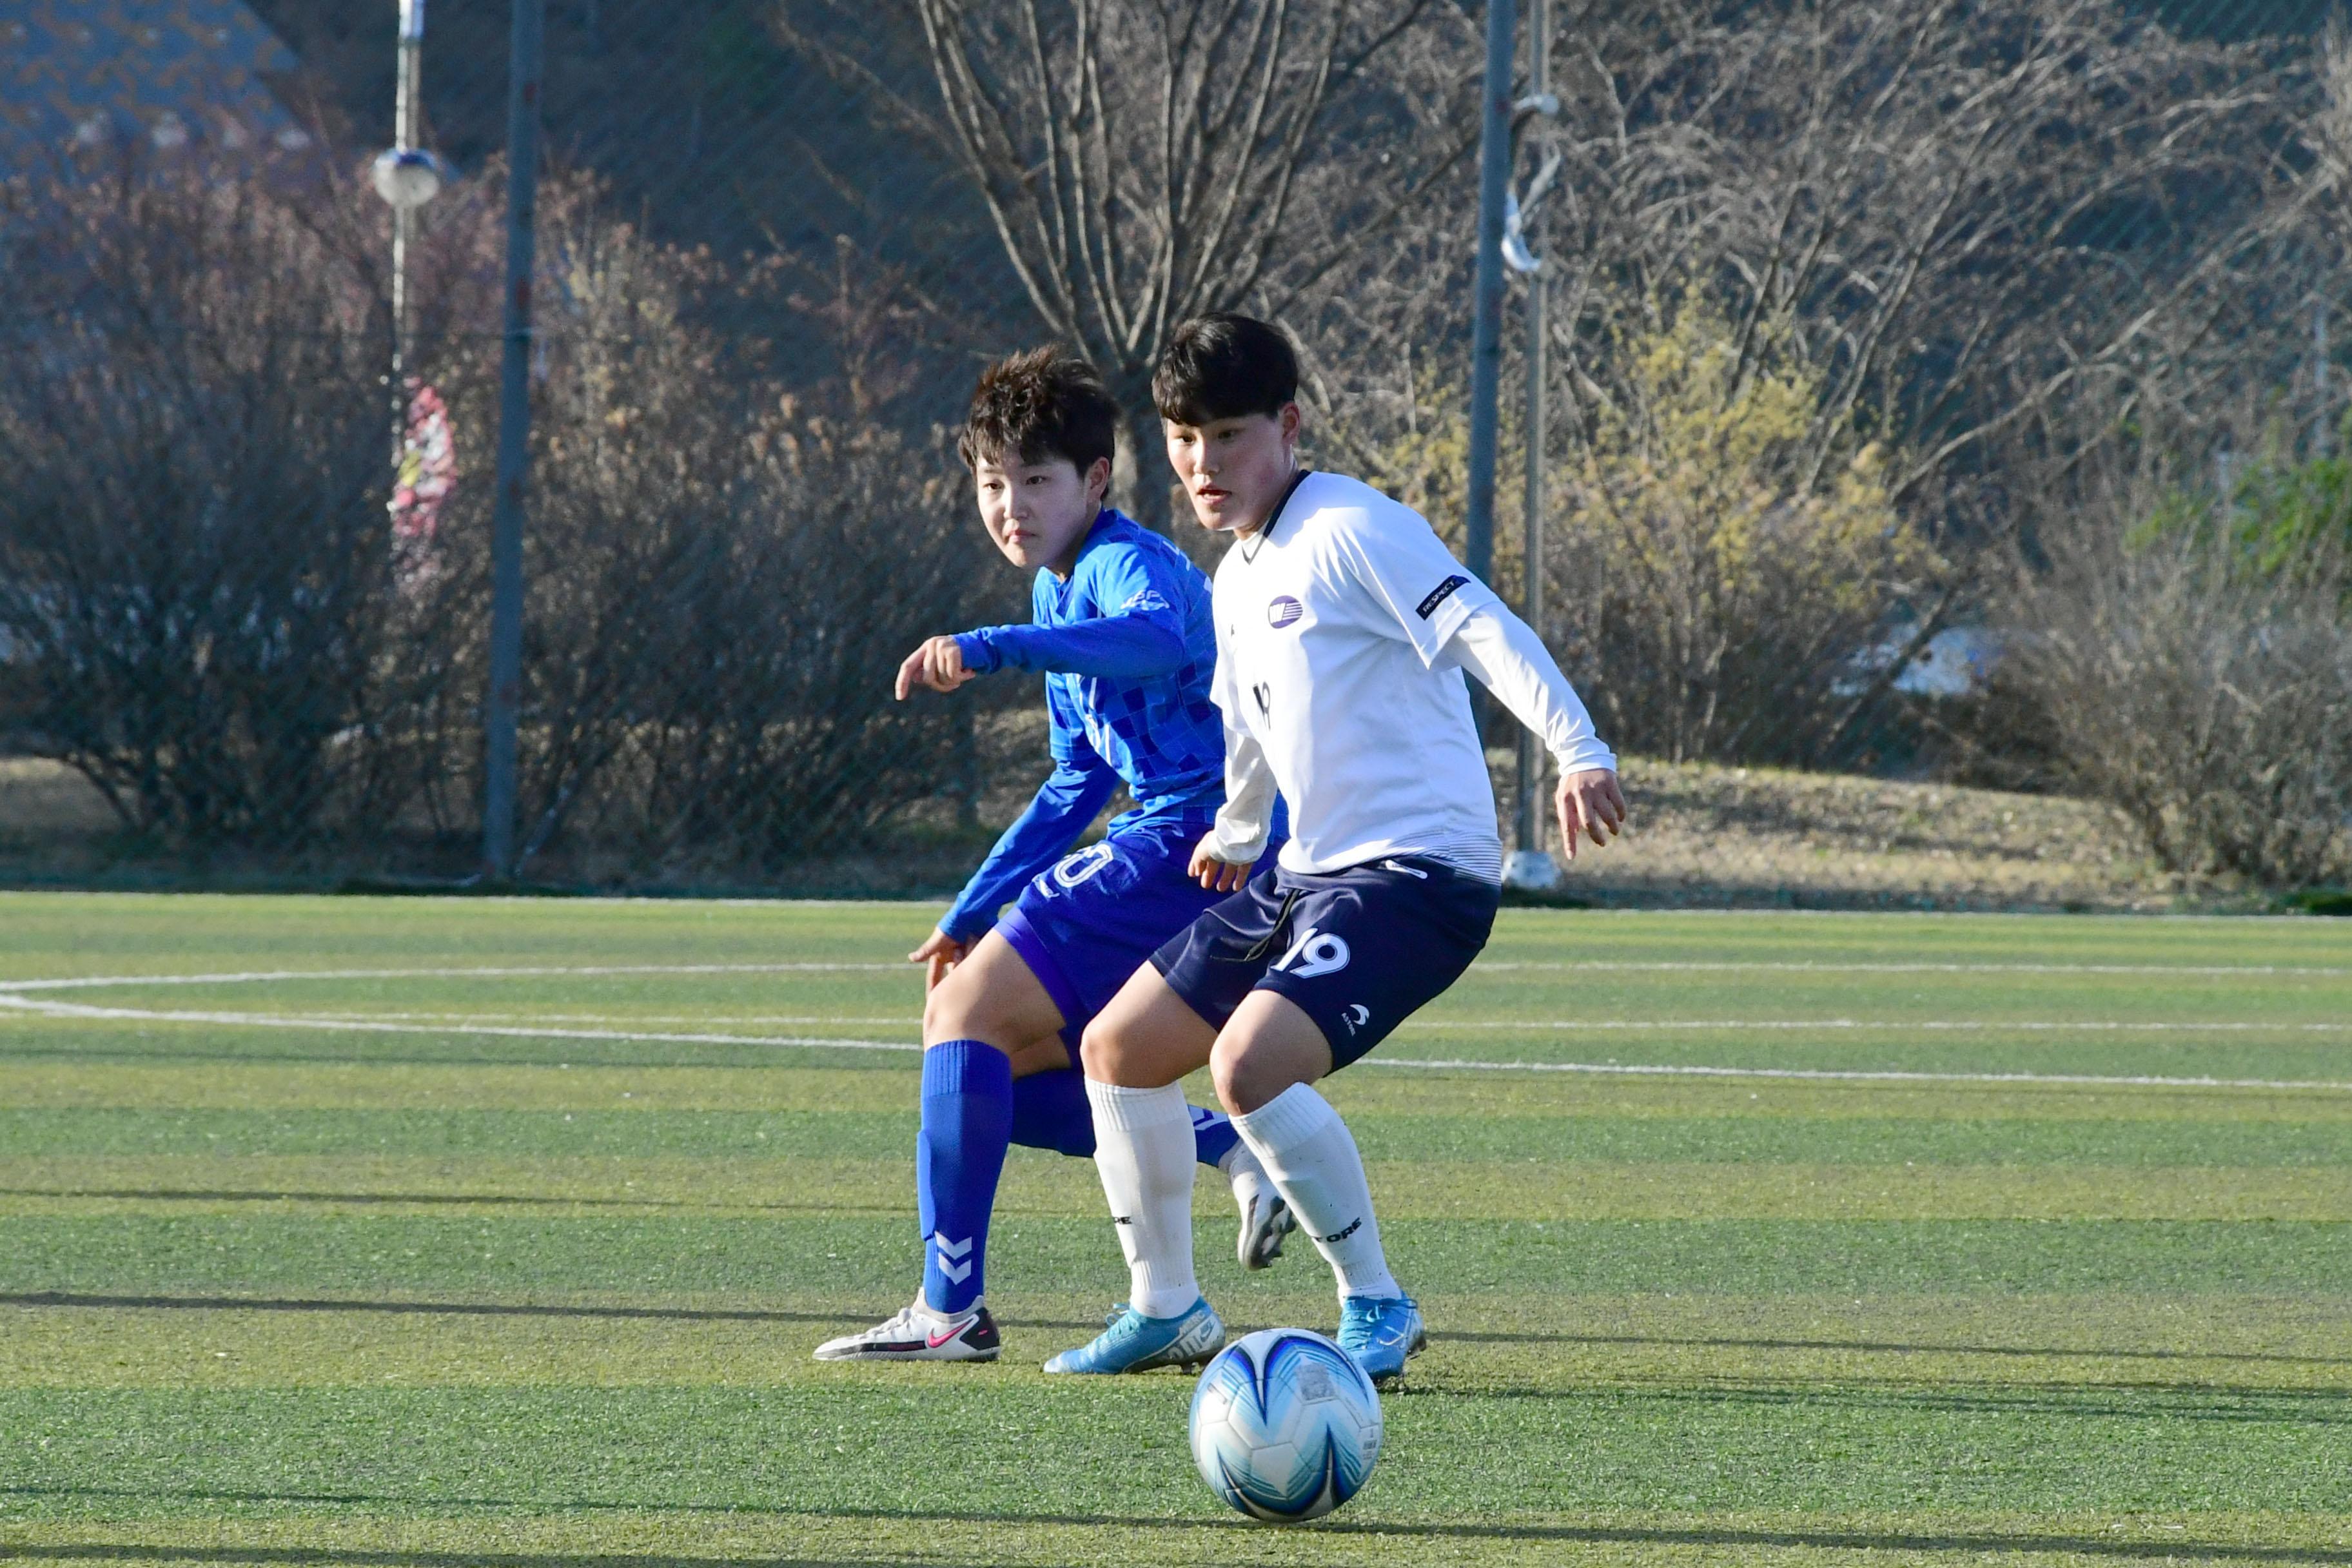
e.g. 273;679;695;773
1152;312;1298;425
957;346;1119;473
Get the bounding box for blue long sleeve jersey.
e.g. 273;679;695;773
938;510;1227;941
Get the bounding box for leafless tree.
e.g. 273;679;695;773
781;0;1473;525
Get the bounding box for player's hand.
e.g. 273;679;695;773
894;636;974;700
1555;767;1627;860
909;927;972;991
1189;839;1255;892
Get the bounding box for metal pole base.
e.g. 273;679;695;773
1504;849;1563;892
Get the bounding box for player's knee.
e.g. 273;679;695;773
1078;1010;1148;1084
1209;1035;1292;1115
923;967;1003;1046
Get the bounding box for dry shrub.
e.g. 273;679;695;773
2001;520;2352;890
1548;296;1944;766
0;161;429;850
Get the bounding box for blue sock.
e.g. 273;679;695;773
1190;1102;1241;1168
917;1040;1014;1315
1010;1068;1095;1157
1010;1067;1242;1169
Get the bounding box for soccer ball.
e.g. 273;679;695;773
1188;1328;1382;1523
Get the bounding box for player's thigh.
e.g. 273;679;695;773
1079;962;1219;1088
923;928;1066;1057
1209;988;1334;1114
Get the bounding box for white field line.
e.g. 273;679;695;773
114;1008;2352;1037
1480;960;2352;977
3;992;2347;1092
0;963;900;994
1364;1057;2352;1091
3;959;2347;996
236;1011;922;1027
0;994;918;1054
1420;1018;2352;1034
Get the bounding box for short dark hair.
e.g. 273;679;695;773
957;346;1119;474
1153;313;1298;425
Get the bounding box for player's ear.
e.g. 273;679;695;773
1277;402;1302;447
1084;455;1112;506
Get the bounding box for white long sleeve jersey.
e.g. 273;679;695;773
1204;471;1614;883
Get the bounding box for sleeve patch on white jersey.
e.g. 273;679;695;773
1415;574;1469;620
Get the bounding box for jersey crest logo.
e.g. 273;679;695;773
1271;925;1351;979
1266;594;1304;629
1416;574;1469;620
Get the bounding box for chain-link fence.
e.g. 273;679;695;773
1;0;2347;908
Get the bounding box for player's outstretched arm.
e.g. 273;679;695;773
1446;602;1625;859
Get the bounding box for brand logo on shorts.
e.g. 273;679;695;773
1340;1003;1371;1034
1267;595;1304;629
1271;925;1351;979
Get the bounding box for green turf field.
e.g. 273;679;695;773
0;892;2346;1567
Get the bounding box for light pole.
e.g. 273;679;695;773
372;0;446;461
1504;0;1562;892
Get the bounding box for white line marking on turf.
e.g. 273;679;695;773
0;995;919;1054
1414;1019;2352;1034
0;963;900;994
1480;961;2352;977
3;993;2346;1092
3;957;2346;995
1366;1057;2352;1091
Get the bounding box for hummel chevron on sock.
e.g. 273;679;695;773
917;1039;1014;1315
1231;1082;1400;1301
1010;1066;1244;1168
1084;1079;1199;1318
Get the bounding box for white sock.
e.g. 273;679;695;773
1085;1080;1200;1319
1231;1083;1400;1302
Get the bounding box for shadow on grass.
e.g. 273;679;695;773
6;1511;2351;1566
0;1189;912;1217
0;1189;696;1211
0;1291;839;1326
0;1291;1112;1332
0;1550;919;1568
1429;1378;2352;1426
1432;1327;2352;1368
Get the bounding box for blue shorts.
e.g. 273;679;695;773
997;819;1285;1053
1149;854;1500;1070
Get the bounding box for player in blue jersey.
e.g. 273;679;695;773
814;347;1293;1364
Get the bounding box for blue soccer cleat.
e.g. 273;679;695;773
1337;1293;1426;1386
1043;1297;1225;1375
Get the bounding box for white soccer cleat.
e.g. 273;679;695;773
812;1300;1001;1362
1226;1146;1296;1271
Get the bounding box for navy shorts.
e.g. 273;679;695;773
1150;854;1501;1069
997;819;1285;1053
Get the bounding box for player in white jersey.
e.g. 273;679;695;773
1044;313;1625;1383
